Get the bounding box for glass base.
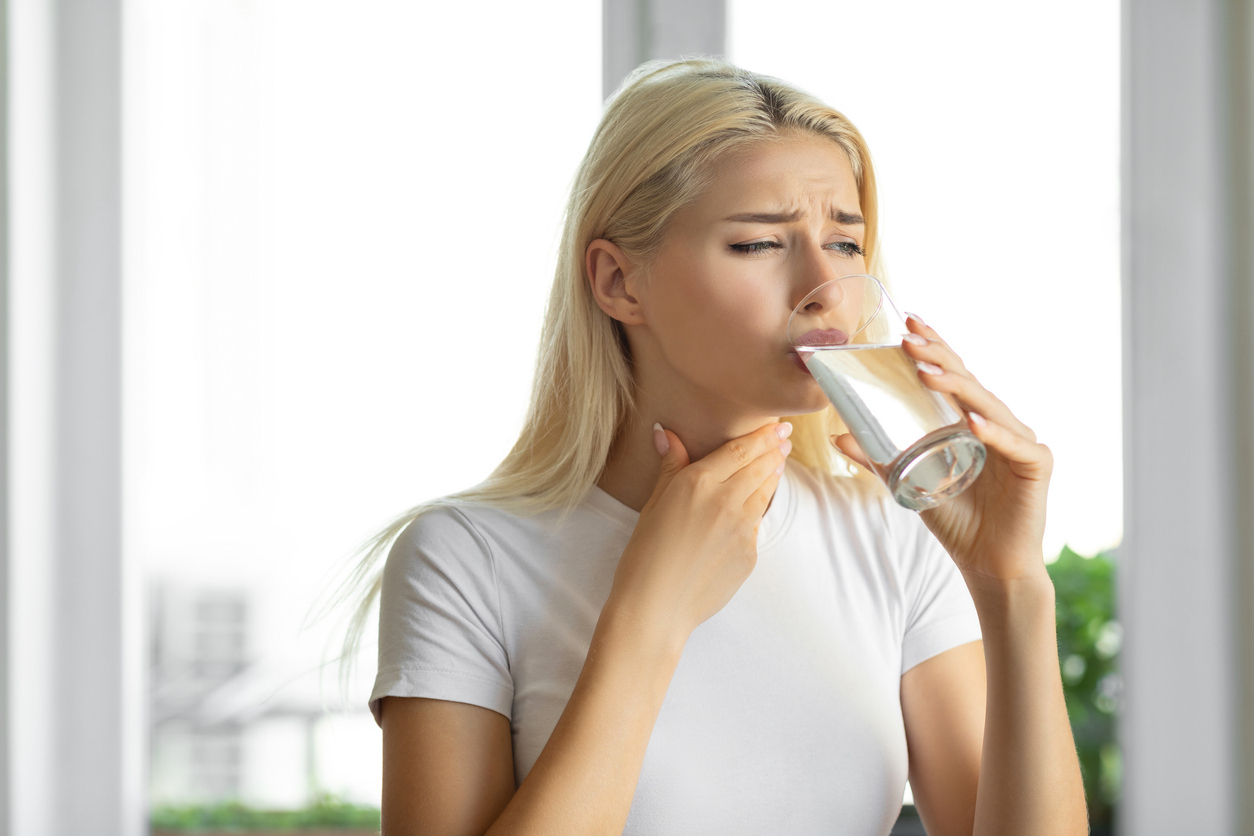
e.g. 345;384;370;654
884;427;986;511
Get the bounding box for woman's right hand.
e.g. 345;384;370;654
606;421;793;643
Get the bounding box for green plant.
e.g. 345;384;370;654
1048;545;1120;834
150;793;381;831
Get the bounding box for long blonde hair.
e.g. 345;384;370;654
326;58;886;682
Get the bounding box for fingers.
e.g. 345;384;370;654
653;424;692;474
697;421;793;483
967;412;1053;481
744;462;786;520
830;433;871;469
642;425;693;514
647;421;791;516
900;315;1037;443
726;435;791;503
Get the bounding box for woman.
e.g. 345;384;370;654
352;58;1087;835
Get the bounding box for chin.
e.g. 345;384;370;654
765;387;832;417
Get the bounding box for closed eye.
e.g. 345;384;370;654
731;240;865;257
730;240;780;254
826;241;866;257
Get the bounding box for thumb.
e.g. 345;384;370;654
649;423;691;498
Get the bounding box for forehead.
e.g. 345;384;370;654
699;135;861;215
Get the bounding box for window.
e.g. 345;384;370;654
127;0;601;810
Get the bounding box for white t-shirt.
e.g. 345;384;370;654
370;461;982;836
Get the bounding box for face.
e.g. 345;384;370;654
630;134;868;417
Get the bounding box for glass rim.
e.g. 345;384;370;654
787;273;893;347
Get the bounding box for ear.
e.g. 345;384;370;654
586;238;646;326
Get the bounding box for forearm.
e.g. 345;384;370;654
966;567;1088;836
485;597;684;836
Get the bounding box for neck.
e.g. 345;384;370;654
595;405;782;513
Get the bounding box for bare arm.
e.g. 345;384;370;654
900;640;984;836
903;577;1086;836
850;315;1087;835
379;602;683;836
483;601;684;835
381;422;792;836
381;697;515;836
967;571;1086;836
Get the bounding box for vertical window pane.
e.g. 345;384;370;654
127;0;601;811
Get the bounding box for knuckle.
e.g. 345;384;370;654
675;468;704;496
683;463;708;484
728;442;751;466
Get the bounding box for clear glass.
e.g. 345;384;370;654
787;274;986;510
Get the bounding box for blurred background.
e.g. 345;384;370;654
5;1;1252;835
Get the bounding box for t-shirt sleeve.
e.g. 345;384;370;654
887;502;983;674
368;506;513;727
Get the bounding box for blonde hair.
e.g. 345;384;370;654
324;58;887;683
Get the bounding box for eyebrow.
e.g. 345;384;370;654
723;208;866;225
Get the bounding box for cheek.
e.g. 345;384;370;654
653;273;778;366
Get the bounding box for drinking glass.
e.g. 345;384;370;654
787;274;986;510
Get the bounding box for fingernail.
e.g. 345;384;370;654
776;421;793;440
652;422;670;456
969;412;987;427
916;361;944;375
905;311;926;326
780;439;793;456
902;333;928;346
775;460;787;475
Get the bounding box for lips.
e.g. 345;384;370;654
792;328;850;348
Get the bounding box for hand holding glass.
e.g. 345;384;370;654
788;274;986;510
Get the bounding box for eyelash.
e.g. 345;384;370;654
731;240;866;257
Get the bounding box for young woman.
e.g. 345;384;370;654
352;59;1087;835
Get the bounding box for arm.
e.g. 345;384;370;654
483;600;684;835
965;570;1086;836
902;576;1086;836
900;641;984;836
381;697;515;836
379;601;683;836
840;315;1087;835
381;423;792;836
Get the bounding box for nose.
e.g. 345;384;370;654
790;238;849;314
798;278;845;315
791;233;855;327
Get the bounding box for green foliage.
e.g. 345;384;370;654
1048;545;1121;833
150;793;380;831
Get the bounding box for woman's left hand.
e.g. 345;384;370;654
832;315;1052;582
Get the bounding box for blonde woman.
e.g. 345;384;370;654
357;59;1087;835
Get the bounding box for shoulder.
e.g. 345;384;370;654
393;503;490;555
385;497;575;581
383;502;510;590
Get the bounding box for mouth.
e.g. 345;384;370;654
792;328;850;348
